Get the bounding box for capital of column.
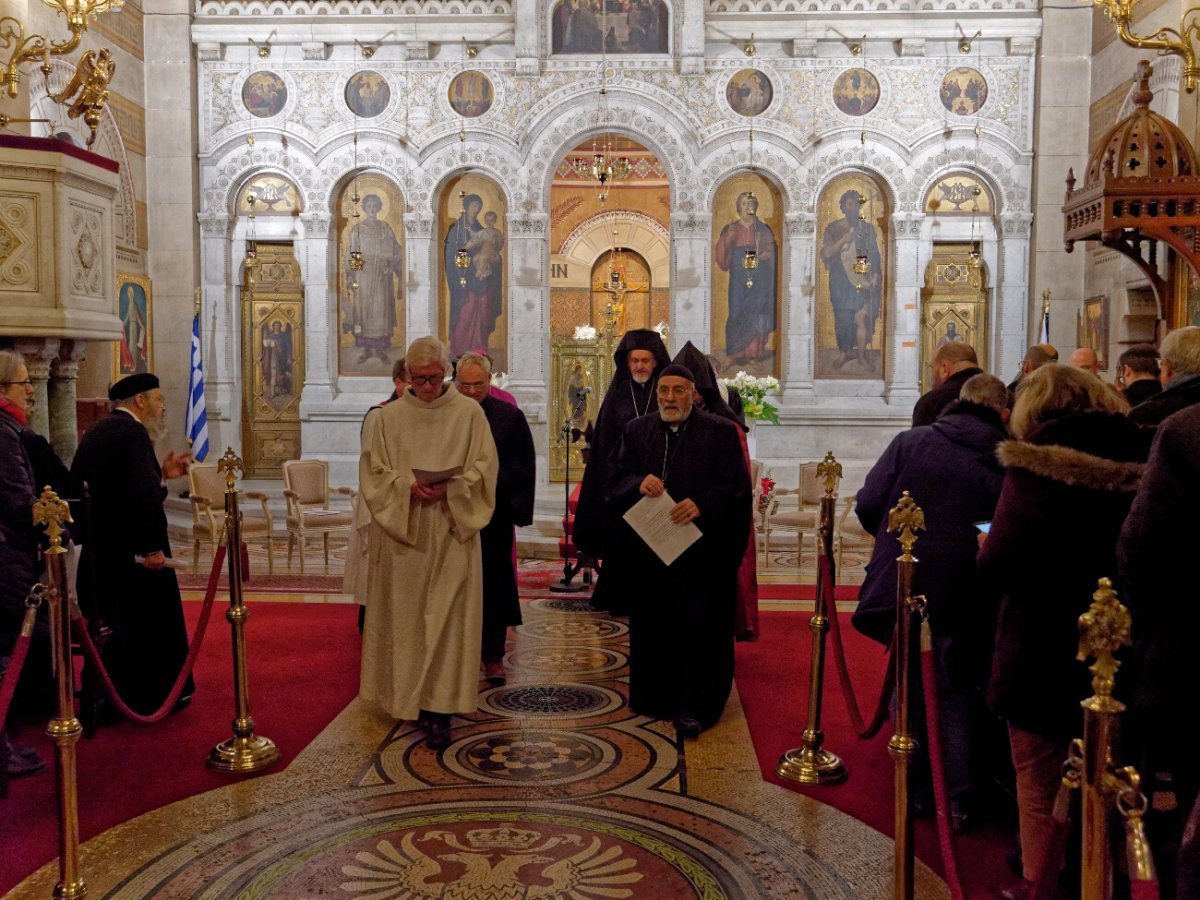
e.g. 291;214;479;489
50;339;88;380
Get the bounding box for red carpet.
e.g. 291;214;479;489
0;600;360;894
736;608;1017;899
176;572;346;593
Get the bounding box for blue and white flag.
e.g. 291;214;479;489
1039;290;1051;344
186;311;210;462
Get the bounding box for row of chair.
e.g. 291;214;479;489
188;459;355;573
753;461;874;570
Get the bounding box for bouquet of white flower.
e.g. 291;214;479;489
718;371;781;425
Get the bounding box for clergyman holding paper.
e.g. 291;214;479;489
609;362;750;738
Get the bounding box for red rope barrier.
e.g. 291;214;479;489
920;635;967;900
71;545;227;725
0;603;40;730
821;554;895;739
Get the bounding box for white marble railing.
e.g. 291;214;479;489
196;0;511;15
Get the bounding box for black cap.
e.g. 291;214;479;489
109;372;159;402
658;363;695;382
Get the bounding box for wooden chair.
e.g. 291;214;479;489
281;459;355;572
762;461;822;569
189;464;275;574
834;492;874;571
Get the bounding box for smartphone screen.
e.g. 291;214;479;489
975;521;991;534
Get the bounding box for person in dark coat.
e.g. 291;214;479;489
854;373;1009;827
573;329;671;614
0;351;51;777
72;373;194;717
455;353;535;686
1128;326;1200;428
1118;402;1200;876
1118;344;1162;409
911;341;984;427
609;364;750;736
978;364;1144;891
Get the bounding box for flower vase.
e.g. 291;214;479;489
746;419;758;461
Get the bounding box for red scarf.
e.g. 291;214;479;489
0;393;27;427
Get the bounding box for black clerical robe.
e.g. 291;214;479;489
479;394;536;660
72;411;192;715
610;407;751;727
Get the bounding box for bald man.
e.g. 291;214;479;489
1069;347;1100;376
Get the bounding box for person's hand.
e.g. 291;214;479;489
640;475;664;497
411;481;448;502
140;550;166;570
162;450;192;480
670;498;699;525
976;531;987;550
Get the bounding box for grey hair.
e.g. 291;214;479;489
455;352;492;378
1160;326;1200;377
405;336;451;373
958;373;1008;414
0;349;26;385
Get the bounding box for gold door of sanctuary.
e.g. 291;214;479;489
919;244;989;393
241;242;305;477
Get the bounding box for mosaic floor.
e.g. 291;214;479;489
10;583;941;899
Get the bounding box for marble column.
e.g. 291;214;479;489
297;212;333;397
14;337;60;439
48;340;88;465
507;212;549;420
404;214;436;342
199;211;235;455
784;212;816;395
669;210;712;353
889;211;925;407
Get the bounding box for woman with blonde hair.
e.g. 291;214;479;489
979;363;1146;897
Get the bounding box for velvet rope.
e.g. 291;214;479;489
821;553;895;740
919;636;967;900
0;603;40;731
71;545;227;725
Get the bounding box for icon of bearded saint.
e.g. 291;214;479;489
340;827;643;897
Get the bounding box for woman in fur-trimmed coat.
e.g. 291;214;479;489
978;364;1145;888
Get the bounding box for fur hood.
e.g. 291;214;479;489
997;439;1143;492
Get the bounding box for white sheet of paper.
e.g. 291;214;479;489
412;465;463;486
622;491;701;566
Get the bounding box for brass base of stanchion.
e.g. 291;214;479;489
776;746;848;785
54;876;87;899
207;734;281;774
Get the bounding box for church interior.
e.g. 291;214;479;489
3;0;1200;894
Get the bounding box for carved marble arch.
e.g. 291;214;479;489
28;58;136;253
234;173;304;218
921;171;995;217
907;143;1024;215
226;168;313;221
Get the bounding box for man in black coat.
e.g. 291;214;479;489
72;373;194;717
455;354;536;686
854;373;1009;827
609;364;750;737
1118;344;1162;408
573;329;671;614
912;341;983;427
1128;326;1200;428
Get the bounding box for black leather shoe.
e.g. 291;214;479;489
426;714;451;750
673;715;702;738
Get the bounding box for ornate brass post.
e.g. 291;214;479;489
207;450;280;774
32;487;86;899
886;491;925;900
777;451;847;785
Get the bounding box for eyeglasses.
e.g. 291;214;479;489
410;375;445;386
457;381;489;390
656;385;692;397
0;380;33;387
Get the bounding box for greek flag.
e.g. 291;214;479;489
186;311;210;462
1039;306;1051;345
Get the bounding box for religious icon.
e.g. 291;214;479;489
940;67;988;116
832;68;880;116
115;274;152;379
441;175;508;372
551;0;668;54
815;174;888;379
566;362;590;428
1084;296;1109;370
260;319;294;402
242;71;287;118
448;71;494;118
345;71;391;118
726;69;773;117
711;175;781;378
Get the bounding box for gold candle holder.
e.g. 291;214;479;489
776;451;847;786
207;450;280;774
32;487;86;899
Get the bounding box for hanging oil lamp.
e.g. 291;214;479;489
742;248;758;288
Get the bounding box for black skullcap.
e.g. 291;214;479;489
658;363;695;382
109;372;159;402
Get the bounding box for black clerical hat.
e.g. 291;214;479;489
658;363;695;382
109;372;159;402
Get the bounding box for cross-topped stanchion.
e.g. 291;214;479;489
32;487;86;899
207;449;280;773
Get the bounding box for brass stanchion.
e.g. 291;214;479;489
777;451;847;785
32;487;87;899
886;491;925;900
207;450;280;774
1076;577;1155;897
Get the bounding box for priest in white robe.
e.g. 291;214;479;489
358;336;498;749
